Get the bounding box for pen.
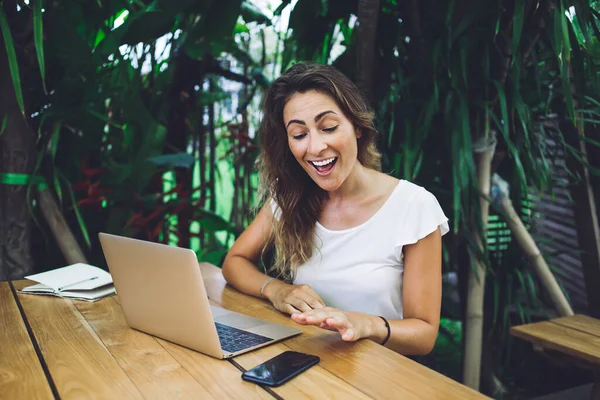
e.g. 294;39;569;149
58;276;99;291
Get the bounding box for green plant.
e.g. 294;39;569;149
0;0;273;270
278;0;600;394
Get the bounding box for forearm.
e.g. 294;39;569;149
362;314;438;355
221;254;276;299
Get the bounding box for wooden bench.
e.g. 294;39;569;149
511;314;600;400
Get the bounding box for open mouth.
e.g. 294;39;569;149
309;157;338;175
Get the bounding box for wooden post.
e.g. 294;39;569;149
463;138;494;390
494;177;574;316
37;188;87;265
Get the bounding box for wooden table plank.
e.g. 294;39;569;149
199;263;489;400
287;333;486;400
109;296;271;399
511;319;600;366
234;343;373;399
0;282;54;400
75;296;222;399
551;314;600;338
155;339;272;400
12;280;144;399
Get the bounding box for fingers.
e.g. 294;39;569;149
290;313;311;325
290;307;362;342
288;299;314;313
280;285;325;313
341;328;356;341
299;286;326;309
295;308;346;326
283;304;302;315
291;285;325;309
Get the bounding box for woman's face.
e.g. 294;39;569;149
283;90;361;192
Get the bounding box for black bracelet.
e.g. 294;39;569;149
378;316;391;346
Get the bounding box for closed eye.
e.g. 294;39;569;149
323;125;338;133
292;133;307;140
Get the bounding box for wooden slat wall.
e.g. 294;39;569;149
529;145;589;313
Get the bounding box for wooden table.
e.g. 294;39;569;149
511;314;600;399
1;263;487;399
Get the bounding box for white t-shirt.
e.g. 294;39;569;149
287;180;449;320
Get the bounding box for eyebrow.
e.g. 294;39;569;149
286;110;338;129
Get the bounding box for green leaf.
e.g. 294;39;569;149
561;59;576;123
0;115;7;137
492;81;527;186
589;9;600;43
196;210;238;234
184;0;243;58
234;22;249;34
525;272;537;306
120;10;175;46
511;0;525;59
319;0;328;17
288;0;321;41
61;173;91;248
122;123;134;148
147;153;196;168
33;0;46;93
53;172;63;205
86;108;124;129
273;0;292;16
514;268;526;294
459;38;468;87
241;1;271;25
561;5;572;64
156;0;201;15
49;122;61;161
516;302;526;324
198;249;228;266
0;8;25;117
93;28;106;49
452;9;477;42
552;6;563;57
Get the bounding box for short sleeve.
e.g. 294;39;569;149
395;189;449;248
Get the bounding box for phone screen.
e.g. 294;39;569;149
241;351;320;387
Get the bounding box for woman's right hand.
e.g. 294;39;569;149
262;280;326;314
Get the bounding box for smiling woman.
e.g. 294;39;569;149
222;63;449;356
285;91;361;190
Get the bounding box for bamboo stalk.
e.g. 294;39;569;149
37;188;87;264
199;85;207;249
208;79;216;213
230;123;239;228
463;143;494;390
498;189;574;316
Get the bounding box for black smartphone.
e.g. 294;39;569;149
241;351;320;387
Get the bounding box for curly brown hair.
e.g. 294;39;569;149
257;62;382;281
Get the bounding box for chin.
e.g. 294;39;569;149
312;179;342;192
302;167;343;192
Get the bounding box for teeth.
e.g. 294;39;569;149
311;158;336;167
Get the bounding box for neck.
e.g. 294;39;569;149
326;162;374;203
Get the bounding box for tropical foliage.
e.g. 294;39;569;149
1;0;600;397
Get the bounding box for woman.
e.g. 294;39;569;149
222;62;449;355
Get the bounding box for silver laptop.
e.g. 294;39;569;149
98;233;301;359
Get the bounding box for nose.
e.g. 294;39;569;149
307;132;327;155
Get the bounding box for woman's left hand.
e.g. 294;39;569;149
290;307;375;341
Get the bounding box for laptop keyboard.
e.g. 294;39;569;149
215;322;272;353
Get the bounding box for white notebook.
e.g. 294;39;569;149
19;263;115;302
